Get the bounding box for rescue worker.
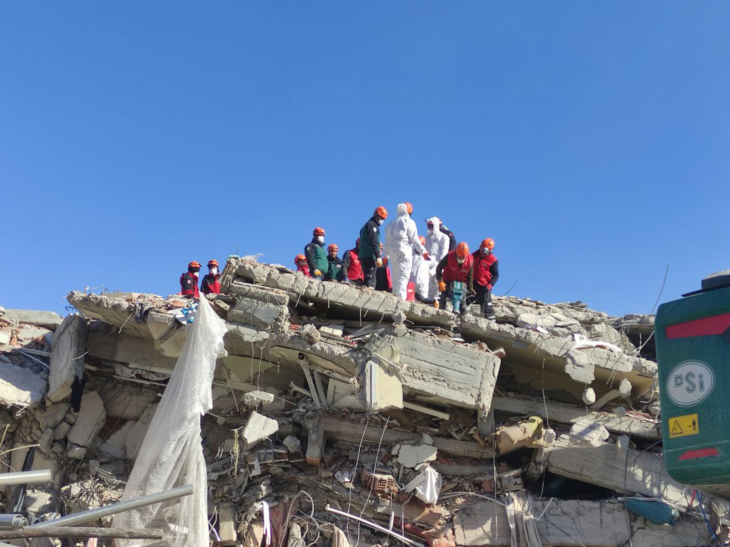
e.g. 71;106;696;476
436;242;474;314
425;217;450;301
359;206;388;289
180;261;201;298
295;254;311;277
324;244;342;281
201;259;221;295
384;203;429;300
440;222;457;252
410;236;434;304
304;227;329;280
338;238;364;285
470;238;499;319
375;245;392;292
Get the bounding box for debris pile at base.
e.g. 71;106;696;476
0;258;725;547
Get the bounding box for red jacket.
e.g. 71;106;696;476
297;264;312;277
343;249;364;282
201;274;221;295
441;252;474;286
473;252;498;288
180;272;200;297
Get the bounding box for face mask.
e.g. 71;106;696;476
316;236;324;245
210;267;218;275
191;270;200;277
481;248;490;256
376;218;384;226
457;257;465;265
427;228;433;235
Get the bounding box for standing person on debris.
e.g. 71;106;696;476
359;206;388;289
200;260;221;295
425;217;450;302
436;242;474;314
294;254;311;277
440;221;457;252
375;245;392;292
324;244;342;281
469;238;499;319
411;236;434;304
338;238;364;285
180;261;201;298
304;227;329;280
384;203;430;300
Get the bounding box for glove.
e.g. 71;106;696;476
376;258;383;268
423;252;431;261
438;281;447;292
314;270;322;277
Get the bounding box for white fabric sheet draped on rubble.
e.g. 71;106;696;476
115;297;226;547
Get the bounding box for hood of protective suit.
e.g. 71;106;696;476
426;216;441;230
396;203;409;218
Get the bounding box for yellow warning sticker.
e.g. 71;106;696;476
668;414;699;438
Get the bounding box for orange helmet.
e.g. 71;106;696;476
418;235;426;246
188;261;201;269
313;227;325;237
207;259;219;267
374;206;388;220
481;238;495;251
456;242;470;259
404;202;413;215
328;243;339;254
295;254;306;264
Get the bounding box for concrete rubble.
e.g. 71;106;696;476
0;258;725;546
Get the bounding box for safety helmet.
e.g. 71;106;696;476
188;261;201;269
207;259;219;267
328;243;338;254
295;254;306;264
481;238;495;251
374;206;388;220
313;227;325;237
418;235;426;246
405;202;413;215
456;242;470;259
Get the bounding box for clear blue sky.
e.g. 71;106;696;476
2;2;728;317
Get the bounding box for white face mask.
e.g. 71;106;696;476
427;227;433;235
191;270;200;277
210;267;218;275
376;218;384;226
457;257;465;265
316;236;325;245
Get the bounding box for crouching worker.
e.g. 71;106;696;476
338;239;364;285
435;242;473;315
295;254;311;277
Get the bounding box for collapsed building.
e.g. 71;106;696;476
0;258;725;546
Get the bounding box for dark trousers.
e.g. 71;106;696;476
471;283;494;318
361;258;377;289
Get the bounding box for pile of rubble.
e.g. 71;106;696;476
0;258;725;546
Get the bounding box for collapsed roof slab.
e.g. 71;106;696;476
2;309;63;330
460;316;656;401
228;259;456;329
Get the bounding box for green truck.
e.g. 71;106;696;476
656;270;730;496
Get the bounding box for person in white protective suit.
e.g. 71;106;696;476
410;235;434;303
425;217;450;301
384;202;430;300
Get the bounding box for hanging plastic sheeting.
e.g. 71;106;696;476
114;297;226;547
504;492;543;547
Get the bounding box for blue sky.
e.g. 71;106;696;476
1;2;728;317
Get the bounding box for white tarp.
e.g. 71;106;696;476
114;297;226;547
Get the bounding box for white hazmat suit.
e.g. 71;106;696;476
385;203;427;300
410;250;431;301
425;217;450;300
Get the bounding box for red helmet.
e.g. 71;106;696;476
328;243;339;254
481;238;495;251
208;259;219;267
313;227;325;237
295;254;306;264
188;261;201;269
418;235;426;246
456;242;470;259
374;206;388;220
404;202;413;215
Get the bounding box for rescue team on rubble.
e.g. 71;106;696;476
178;203;498;319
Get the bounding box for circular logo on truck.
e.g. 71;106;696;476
667;360;715;407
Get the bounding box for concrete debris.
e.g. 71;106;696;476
0;259;721;546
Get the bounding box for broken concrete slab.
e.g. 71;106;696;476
2;309;63;330
37;402;69;430
86;323;177;371
48;314;88;403
99;383;157;420
241;411;279;449
243;390;275;406
99;420;136;459
0;361;47;408
394;444;437;468
227;282;289;328
125;403;157;460
67;391;106;447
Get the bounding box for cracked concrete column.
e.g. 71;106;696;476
48;315;88;402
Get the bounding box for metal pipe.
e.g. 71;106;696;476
0;514;28;530
0;527;163;539
30;485;193;529
0;470;52;486
324;505;425;547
